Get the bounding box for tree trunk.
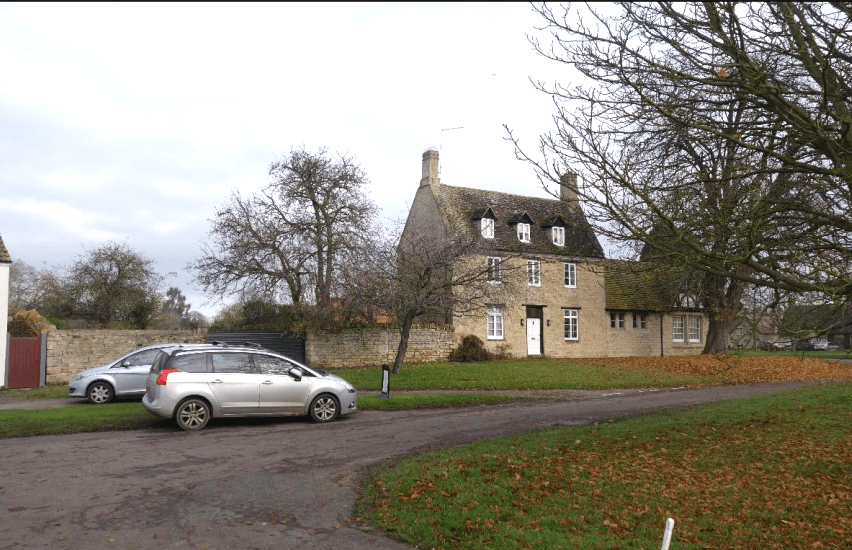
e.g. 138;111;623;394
701;273;745;354
703;317;733;354
392;311;416;374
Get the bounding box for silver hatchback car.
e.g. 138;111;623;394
68;343;185;404
142;343;358;430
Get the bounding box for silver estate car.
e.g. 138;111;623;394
142;343;358;430
68;343;186;404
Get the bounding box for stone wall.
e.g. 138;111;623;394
306;325;455;369
46;329;207;384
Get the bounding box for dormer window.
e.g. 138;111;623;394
481;218;494;239
517;223;530;243
552;226;565;246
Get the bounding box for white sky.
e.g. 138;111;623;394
0;2;584;319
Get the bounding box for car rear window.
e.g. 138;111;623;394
150;351;169;373
167;353;208;373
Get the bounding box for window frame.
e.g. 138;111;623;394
563;262;577;288
517;223;531;243
563;309;579;341
610;312;625;329
672;315;685;342
486;256;502;283
481;218;494;239
487;306;504;340
688;315;702;342
527;259;541;286
552;226;565;246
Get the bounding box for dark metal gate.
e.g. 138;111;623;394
207;332;306;364
8;336;41;389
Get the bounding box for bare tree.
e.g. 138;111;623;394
510;2;852;352
189;146;377;308
163;287;191;318
343;229;519;373
7;260;48;313
60;242;168;327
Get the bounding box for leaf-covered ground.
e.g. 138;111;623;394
577;355;852;384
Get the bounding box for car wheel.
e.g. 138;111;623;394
87;381;115;405
309;394;339;423
175;398;211;431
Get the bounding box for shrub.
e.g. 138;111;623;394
449;335;493;363
493;342;513;360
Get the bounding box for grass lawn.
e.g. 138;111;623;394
359;382;852;550
338;358;717;391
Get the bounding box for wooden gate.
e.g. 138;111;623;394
8;337;41;389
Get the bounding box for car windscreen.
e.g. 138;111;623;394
119;347;164;367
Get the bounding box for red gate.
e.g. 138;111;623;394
9;337;40;389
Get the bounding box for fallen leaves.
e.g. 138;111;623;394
577;355;852;384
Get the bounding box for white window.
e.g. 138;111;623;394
552;226;565;246
486;256;502;282
527;259;541;286
564;309;579;340
487;306;504;339
672;315;685;342
517;223;530;242
481;218;494;239
564;262;576;288
688;316;702;342
673;315;701;343
610;312;625;329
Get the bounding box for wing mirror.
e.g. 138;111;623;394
288;367;304;382
121;360;132;368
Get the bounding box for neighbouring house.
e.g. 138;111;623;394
730;314;780;350
0;232;11;386
400;148;708;358
782;304;852;349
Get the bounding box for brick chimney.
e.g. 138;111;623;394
560;172;580;211
420;147;440;188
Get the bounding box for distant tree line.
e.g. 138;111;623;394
7;241;208;330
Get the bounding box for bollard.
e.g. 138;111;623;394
660;518;674;550
378;363;390;399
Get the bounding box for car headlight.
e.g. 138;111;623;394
343;383;356;393
71;374;83;383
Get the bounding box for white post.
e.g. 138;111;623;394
660;518;675;550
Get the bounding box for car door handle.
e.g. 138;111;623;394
262;380;273;385
211;379;224;384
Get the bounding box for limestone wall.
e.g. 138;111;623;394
46;329;207;384
306;325;454;369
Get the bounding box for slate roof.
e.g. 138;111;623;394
604;260;682;312
430;184;605;258
0;232;10;263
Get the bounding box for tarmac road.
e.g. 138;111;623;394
0;380;831;550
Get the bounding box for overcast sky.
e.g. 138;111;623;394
0;2;585;319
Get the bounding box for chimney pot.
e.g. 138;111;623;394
420;147;440;188
560;172;580;210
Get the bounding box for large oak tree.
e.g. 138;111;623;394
510;2;852;352
190;146;377;308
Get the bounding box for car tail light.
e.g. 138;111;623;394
156;369;181;385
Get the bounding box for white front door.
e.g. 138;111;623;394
526;318;541;355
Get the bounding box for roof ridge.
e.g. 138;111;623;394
0;232;11;263
439;183;563;204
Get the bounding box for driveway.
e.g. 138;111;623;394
0;381;830;550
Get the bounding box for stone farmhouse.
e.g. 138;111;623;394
400;148;708;359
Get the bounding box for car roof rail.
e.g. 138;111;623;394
207;340;266;349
